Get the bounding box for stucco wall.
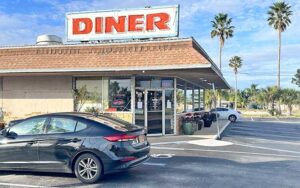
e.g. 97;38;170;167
1;76;73;120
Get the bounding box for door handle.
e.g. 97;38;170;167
27;140;38;145
70;138;81;143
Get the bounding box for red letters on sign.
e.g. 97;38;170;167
128;15;144;32
147;13;170;31
72;12;171;35
105;16;126;33
72;18;93;34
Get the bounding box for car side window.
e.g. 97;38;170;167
75;121;88;132
9;117;47;136
47;117;77;134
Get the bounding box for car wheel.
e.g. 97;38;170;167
74;153;103;184
228;115;237;122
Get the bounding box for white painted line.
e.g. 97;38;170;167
151;140;187;146
229;130;300;140
230;127;300;135
214;121;231;140
143;162;166;166
233;142;300;155
0;182;51;188
231;136;300;145
187;139;233;147
151;146;300;158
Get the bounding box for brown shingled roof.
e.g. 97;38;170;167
0;38;211;71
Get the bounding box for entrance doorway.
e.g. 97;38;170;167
134;88;175;135
145;90;163;135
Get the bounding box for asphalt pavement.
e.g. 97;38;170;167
0;119;300;188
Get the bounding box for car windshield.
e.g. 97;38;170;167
88;115;142;132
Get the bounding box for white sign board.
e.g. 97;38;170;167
66;5;179;41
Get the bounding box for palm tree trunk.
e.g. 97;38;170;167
278;30;281;88
235;73;238;110
219;39;223;71
278;30;282;114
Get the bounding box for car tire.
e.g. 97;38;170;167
228;115;237;122
74;153;103;184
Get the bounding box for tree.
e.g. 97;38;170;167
211;13;234;71
267;2;293;88
73;85;89;112
260;86;281;116
229;56;243;110
281;89;299;115
292;69;300;87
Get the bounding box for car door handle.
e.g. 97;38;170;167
70;138;81;143
27;140;38;145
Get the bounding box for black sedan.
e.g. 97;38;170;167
0;112;150;184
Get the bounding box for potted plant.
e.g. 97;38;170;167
182;113;197;135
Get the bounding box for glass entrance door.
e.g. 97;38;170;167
146;90;163;134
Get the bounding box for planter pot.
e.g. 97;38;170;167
197;120;204;130
0;122;5;130
204;119;212;127
183;122;194;135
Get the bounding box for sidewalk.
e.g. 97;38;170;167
148;119;230;144
194;119;230;139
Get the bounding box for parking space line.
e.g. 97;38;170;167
151;146;300;158
228;130;300;140
233;142;300;154
0;182;51;188
227;136;300;145
143;162;166;166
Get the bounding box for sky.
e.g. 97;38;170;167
0;0;299;90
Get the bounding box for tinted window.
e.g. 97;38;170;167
88;115;141;132
47;117;77;134
9;117;46;136
75;121;88;132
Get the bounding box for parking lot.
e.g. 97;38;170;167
0;119;300;188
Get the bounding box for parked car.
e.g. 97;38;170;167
0;112;150;184
211;108;241;122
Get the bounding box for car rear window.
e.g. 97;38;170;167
87;115;141;132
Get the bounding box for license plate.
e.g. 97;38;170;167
138;135;146;143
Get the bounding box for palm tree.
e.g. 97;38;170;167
292;69;300;87
211;13;235;71
267;2;293;88
229;56;243;110
261;86;281;116
281;89;299;115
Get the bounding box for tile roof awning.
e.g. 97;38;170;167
0;38;230;89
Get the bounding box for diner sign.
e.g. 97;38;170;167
66;5;179;41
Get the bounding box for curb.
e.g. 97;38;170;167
214;120;231;140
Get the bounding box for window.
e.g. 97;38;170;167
47;117;77;134
108;79;131;111
9;117;46;136
75;77;102;112
75;121;87;132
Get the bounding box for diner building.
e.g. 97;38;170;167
0;36;229;135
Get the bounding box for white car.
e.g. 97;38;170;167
211;108;241;122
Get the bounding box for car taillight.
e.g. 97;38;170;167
104;134;137;142
121;157;137;162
